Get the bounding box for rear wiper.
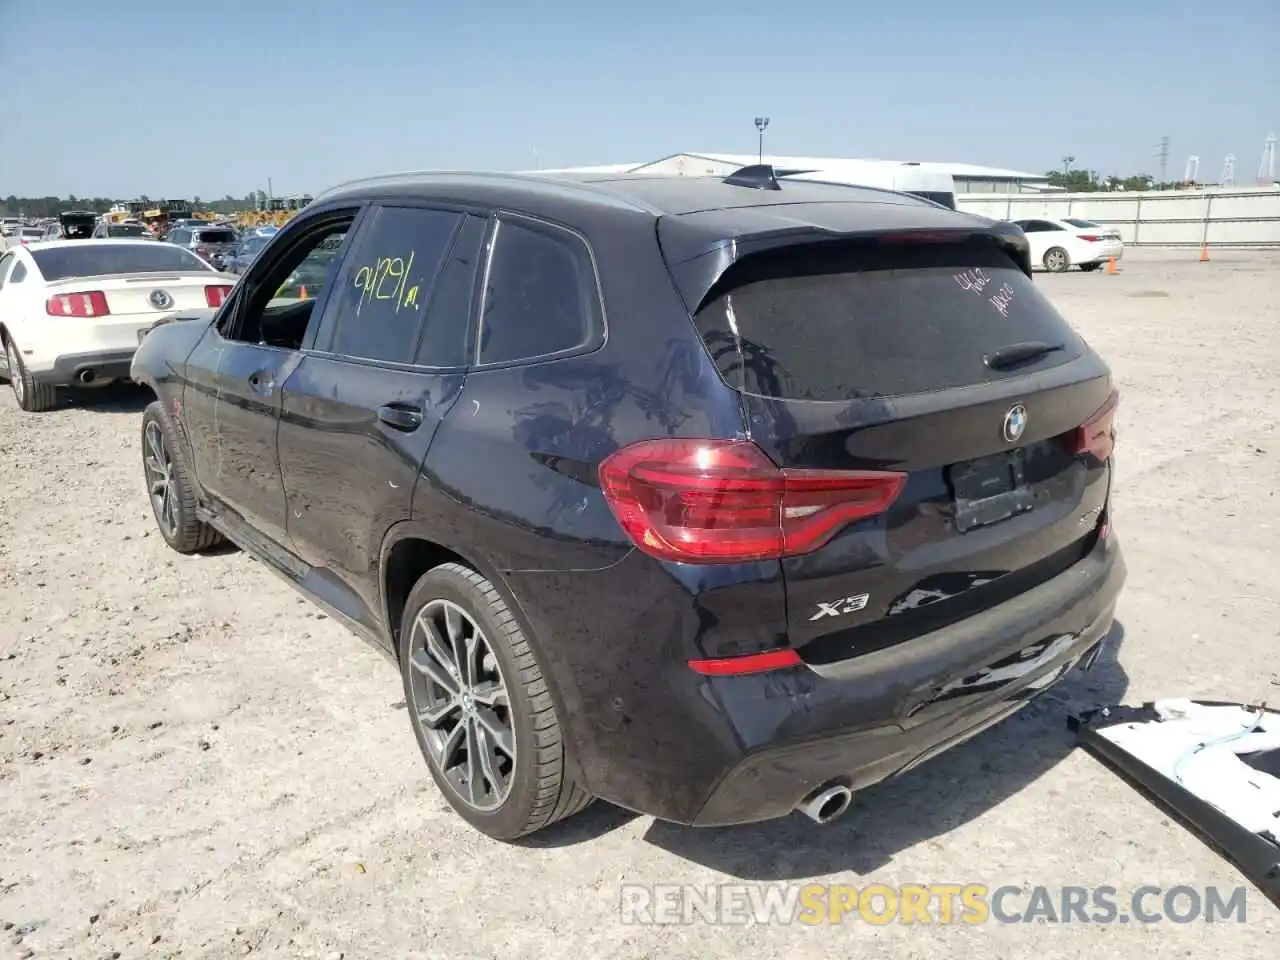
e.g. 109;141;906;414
984;341;1066;370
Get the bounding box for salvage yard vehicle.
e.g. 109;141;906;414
1011;216;1125;272
129;167;1125;840
0;240;235;411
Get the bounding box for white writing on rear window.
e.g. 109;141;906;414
989;282;1015;317
953;267;991;294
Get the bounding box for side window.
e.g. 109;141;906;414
221;216;355;349
9;261;27;283
478;217;601;366
0;253;12;290
416;215;486;367
318;206;462;365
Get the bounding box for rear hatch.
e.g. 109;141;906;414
681;230;1117;663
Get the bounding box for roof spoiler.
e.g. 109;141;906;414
722;164;782;191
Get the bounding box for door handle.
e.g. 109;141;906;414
378;403;424;432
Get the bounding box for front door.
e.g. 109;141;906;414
277;205;486;627
181;208;364;544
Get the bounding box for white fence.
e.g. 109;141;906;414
956;187;1280;247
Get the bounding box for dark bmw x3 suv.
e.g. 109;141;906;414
131;167;1125;839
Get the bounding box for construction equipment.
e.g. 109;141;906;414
235;194;313;230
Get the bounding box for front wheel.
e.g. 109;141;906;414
141;401;223;553
1043;246;1071;273
399;562;592;840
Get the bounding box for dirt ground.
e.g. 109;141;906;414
1;248;1277;959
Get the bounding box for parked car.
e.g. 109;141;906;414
92;221;152;239
165;224;239;270
1010;217;1124;272
0;240;234;410
224;233;272;274
129;169;1125;840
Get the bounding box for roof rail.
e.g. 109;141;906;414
723;164;782;191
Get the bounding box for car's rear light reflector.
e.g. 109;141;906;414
598;438;907;564
688;648;802;676
46;291;109;317
205;284;233;307
1079;235;1103;242
1073;389;1119;461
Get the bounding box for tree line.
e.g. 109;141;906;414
0;192;278;218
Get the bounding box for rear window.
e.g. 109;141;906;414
31;243;212;281
21;229;42;239
907;190;957;210
194;229;236;244
107;224;147;237
1063;218;1098;228
693;239;1085;401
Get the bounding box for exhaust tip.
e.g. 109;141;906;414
797;783;854;825
76;369;96;385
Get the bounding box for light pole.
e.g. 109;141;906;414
755;116;770;164
1062;154;1075;180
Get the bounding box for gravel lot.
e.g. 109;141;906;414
1;248;1277;959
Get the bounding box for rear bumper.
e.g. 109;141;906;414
32;349;136;386
511;533;1125;826
1082;243;1125;264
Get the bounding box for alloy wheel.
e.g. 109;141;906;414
1046;250;1067;271
6;340;24;404
407;599;515;811
143;420;179;539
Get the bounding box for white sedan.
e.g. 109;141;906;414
1011;217;1124;273
0;240;235;411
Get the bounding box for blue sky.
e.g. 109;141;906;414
1;0;1276;198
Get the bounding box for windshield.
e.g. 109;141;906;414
30;243;213;281
1063;218;1099;228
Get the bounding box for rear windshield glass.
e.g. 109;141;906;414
693;239;1085;401
31;243;211;281
1063;218;1098;228
194;229;236;243
21;229;43;238
107;224;147;237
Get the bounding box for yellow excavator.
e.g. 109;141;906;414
235;195;313;230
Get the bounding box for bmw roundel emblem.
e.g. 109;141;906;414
149;289;174;310
1002;404;1028;443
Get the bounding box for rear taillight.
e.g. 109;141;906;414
1078;235;1103;242
598;438;907;564
46;291;109;317
204;285;233;307
1073;390;1119;461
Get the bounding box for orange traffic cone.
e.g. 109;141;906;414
1106;256;1118;275
298;285;309;300
1199;244;1210;262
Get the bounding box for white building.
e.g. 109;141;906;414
535;153;1054;195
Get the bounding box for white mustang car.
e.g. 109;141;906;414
0;240;236;411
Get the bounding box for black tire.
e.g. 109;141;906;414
141;400;223;553
1043;246;1071;273
4;334;58;412
399;562;592;840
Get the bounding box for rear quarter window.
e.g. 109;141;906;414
478;217;602;366
693;238;1086;401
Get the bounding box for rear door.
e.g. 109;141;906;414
276;204;484;628
687;233;1116;663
